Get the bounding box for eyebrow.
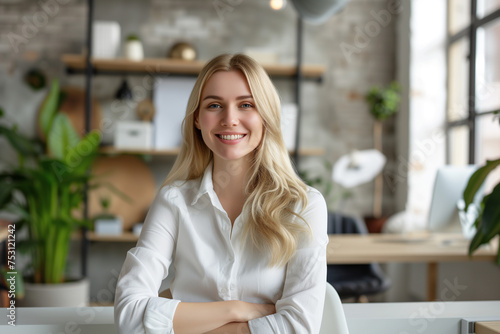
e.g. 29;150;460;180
202;95;253;101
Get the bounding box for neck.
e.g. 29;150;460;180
212;157;252;197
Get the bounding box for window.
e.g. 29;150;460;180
446;0;500;191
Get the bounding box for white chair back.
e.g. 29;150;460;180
320;282;350;334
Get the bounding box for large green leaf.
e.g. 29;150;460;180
481;183;500;240
0;181;13;208
0;125;41;158
463;158;500;210
47;113;80;160
64;130;101;174
39;79;60;138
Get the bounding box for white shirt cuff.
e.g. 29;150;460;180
143;297;181;334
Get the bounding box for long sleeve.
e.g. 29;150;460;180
114;187;181;334
247;189;329;334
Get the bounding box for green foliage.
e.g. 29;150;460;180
0;79;101;284
126;34;140;41
463;110;500;264
365;81;401;121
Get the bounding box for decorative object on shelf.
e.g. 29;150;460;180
464;110;500;264
281;103;298;151
168;42;197;61
0;80;101;306
364;81;400;226
124;34;144;61
88;155;156;231
115;79;133;100
136;98;155;122
290;0;349;24
23;68;46;90
92;21;120;58
154;77;196;149
244;48;279;64
37;86;102;141
333;149;387;233
93;197;123;236
114;120;153;150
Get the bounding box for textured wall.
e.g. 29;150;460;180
0;0;399;301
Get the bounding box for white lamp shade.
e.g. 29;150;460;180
333;149;386;188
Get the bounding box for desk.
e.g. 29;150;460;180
327;232;498;301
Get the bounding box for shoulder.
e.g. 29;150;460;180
304;186;327;213
156;178;201;206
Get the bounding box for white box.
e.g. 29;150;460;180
114;121;153;149
92;21;120;59
153;77;196;149
281;103;298;151
94;217;123;235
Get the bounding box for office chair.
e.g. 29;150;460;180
320;282;350;334
327;212;391;302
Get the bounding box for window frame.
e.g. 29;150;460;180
446;0;500;164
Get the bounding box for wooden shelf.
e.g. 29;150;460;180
99;146;324;157
61;54;326;80
87;231;139;242
99;146;180;156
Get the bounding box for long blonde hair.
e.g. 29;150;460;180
162;54;310;267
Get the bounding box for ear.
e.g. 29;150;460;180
194;115;200;130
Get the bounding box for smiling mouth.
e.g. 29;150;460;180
216;134;246;140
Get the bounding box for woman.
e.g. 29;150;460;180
114;54;328;333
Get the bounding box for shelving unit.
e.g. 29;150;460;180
99;146;324;157
75;0;324;275
62;54;325;80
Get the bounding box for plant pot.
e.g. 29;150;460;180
17;277;89;307
363;216;389;234
124;40;144;61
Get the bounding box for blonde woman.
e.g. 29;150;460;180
114;54;328;333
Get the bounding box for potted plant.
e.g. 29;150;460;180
463;111;500;264
124;34;144;61
0;79;101;306
364;81;400;232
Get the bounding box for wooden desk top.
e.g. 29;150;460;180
327;232;498;264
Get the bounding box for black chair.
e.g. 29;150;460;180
327;212;391;302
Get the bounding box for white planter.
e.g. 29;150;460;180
124;40;144;61
18;277;89;307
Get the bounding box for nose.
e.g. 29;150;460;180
220;105;239;126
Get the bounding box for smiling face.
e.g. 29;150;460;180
195;70;264;166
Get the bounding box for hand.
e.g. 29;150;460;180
232;301;275;322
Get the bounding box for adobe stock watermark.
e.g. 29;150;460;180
399;277;467;334
340;0;402;63
212;0;244;21
6;0;72;54
384;129;445;193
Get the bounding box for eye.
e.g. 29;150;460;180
240;103;254;109
207;103;222;109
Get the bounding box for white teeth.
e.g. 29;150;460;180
219;134;244;140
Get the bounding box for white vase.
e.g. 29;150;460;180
18;277;90;307
124;40;144;61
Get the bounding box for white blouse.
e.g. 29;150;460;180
114;163;329;333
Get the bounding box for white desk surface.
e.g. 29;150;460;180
2;301;500;334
